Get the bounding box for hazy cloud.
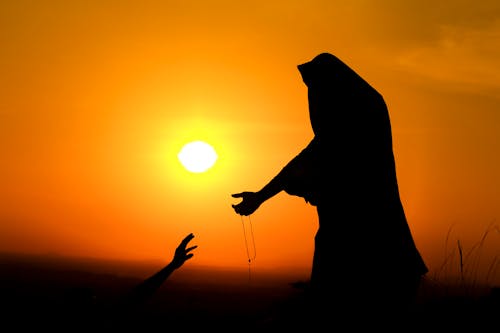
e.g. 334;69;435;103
395;19;500;95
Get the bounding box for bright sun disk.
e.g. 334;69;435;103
177;140;218;173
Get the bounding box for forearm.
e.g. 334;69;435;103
257;172;285;201
258;140;317;201
127;263;176;304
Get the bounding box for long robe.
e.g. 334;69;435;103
275;53;428;308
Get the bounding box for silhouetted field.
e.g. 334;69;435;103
0;253;497;331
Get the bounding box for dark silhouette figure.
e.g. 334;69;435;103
63;233;197;329
125;232;197;307
232;53;428;323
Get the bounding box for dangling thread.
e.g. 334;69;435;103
240;215;256;283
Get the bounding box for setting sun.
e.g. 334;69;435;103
177;140;218;173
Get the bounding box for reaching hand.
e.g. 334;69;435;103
171;233;197;269
231;191;262;216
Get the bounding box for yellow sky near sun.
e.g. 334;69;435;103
1;0;499;284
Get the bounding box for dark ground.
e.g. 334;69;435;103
0;253;498;331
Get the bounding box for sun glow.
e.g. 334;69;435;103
177;140;218;173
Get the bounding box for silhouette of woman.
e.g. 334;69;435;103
232;53;428;320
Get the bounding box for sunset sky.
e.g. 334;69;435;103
1;0;499;285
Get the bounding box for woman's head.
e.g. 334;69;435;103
297;52;379;138
298;52;365;90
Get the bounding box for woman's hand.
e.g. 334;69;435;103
231;191;262;216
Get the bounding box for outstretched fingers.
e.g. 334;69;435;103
181;233;195;243
185;245;198;253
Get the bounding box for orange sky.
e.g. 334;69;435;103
1;0;499;285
